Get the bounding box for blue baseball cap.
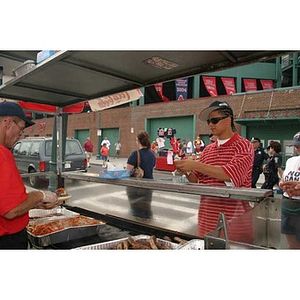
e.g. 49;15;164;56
0;101;35;127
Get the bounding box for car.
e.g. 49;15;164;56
12;137;88;188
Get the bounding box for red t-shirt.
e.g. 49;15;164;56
100;146;109;157
83;140;94;152
193;133;254;243
0;145;29;236
170;137;179;154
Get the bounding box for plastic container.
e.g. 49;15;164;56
99;169;130;179
36;50;56;63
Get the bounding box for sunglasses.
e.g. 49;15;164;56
206;116;229;125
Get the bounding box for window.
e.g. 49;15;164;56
12;142;21;155
29;141;40;156
45;141;53;156
45;140;83;156
66;140;83;155
19;141;31;156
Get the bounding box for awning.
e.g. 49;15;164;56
0;50;290;107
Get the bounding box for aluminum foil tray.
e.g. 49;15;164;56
74;235;179;250
27;214;105;248
177;239;205;250
29;207;78;219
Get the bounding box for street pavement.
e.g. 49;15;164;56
90;155;127;167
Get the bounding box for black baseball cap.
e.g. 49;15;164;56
0;101;35;128
251;137;261;143
199;100;233;121
291;132;300;146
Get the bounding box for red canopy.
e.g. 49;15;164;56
18;101;84;113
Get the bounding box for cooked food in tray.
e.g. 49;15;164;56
56;187;71;202
116;235;173;250
74;235;179;250
27;215;104;236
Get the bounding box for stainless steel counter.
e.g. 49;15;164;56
62;172;281;247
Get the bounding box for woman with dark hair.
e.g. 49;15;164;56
261;141;283;190
126;131;156;219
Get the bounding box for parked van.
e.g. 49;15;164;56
12;137;87;187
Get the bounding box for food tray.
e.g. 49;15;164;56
27;214;105;247
29;207;78;219
177;239;205;250
74;235;179;250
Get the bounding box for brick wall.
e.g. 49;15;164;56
24;88;300;158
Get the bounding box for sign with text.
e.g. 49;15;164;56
243;79;257;92
221;77;236;95
175;77;188;100
154;83;170;102
88;89;143;111
203;76;218;97
260;79;274;90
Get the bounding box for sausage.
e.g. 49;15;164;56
149;236;158;250
123;240;129;250
116;242;123;249
163;236;172;242
174;236;187;244
127;237;150;249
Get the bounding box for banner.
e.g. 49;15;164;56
18;101;84;113
221;77;236;95
175;78;188;100
260;79;274;90
154;83;170;102
203;76;218;97
88;89;143;111
243;79;257;92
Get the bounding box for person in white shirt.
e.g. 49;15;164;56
186;138;193;156
114;141;121;158
279;132;300;248
101;137;111;149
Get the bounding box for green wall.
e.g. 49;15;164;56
148;116;194;149
101;128;120;156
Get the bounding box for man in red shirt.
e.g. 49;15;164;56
175;100;254;243
0;101;58;249
83;137;94;168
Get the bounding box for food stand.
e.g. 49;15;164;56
0;50;291;250
50;172;280;250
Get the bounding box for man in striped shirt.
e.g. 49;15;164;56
175;100;254;243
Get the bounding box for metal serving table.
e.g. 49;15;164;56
60;171;282;250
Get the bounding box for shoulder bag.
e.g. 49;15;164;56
132;150;144;179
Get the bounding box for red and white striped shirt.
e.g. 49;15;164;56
193;133;254;242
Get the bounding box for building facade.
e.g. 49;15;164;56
22;52;300;167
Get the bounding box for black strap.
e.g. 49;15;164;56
137;149;141;168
